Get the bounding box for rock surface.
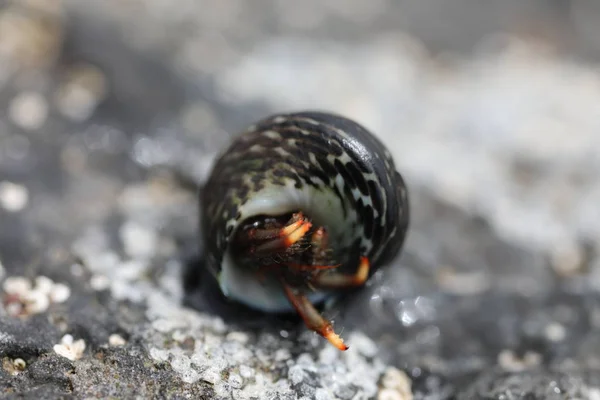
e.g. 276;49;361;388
2;1;600;399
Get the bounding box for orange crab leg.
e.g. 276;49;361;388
281;280;348;351
253;219;312;253
281;212;307;237
311;256;370;288
247;212;306;241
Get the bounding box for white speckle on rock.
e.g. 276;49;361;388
170;354;191;373
171;330;189;343
274;348;291;362
53;334;86;361
116;259;148;281
296;353;314;366
152;318;186;333
318;344;339;365
0;181;29;212
0;332;14;343
90;274;110;291
159;259;184;301
551;241;584;277
50;282;71;303
436;267;491;296
22;289;50;314
379;367;413;400
214;382;231;397
190;352;208;367
587;388;600;400
201;366;221;385
110;278;144;303
378;388;406;400
34;276;54;295
208;317;227;334
3;276;32;296
240;374;267;398
208;355;228;372
238;365;254;379
149;347;170;363
108;334;127;347
545;322;567;342
180;368;201;384
103;257;152;303
315;388;333;400
54;63;107;122
119;221;158;259
498;350;542;372
232;388;249;400
226;331;249;344
288;365;305;386
348;331;378;358
228;373;244;389
71;226;112;268
8;91;48;130
86;251;120;274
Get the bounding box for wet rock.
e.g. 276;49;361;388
2;0;600;399
456;367;600;400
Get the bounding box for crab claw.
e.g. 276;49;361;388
311;256;370;288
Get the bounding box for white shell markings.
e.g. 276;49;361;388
262;130;282;140
274;147;291;157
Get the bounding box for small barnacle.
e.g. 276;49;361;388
2;357;26;375
13;358;26;372
53;334;86;361
200;111;410;350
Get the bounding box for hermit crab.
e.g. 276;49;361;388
200;111;409;350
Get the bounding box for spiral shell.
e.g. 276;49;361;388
200;111;409;311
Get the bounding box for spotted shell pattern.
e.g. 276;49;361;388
201;111;409;298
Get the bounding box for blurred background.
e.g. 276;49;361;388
2;0;600;251
2;0;600;398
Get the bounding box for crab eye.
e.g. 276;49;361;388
200;111;409;350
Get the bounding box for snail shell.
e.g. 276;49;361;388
200;111;409;312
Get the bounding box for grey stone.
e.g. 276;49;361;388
2;0;600;399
